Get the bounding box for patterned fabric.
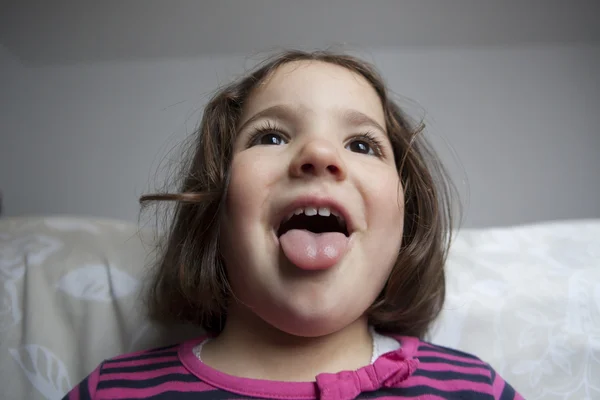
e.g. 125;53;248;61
63;336;522;400
1;216;599;399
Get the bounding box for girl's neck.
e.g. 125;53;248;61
200;307;373;382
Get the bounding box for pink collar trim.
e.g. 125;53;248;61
178;335;420;400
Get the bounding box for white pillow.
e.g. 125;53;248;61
0;216;201;400
431;219;600;399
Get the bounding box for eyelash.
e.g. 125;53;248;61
245;122;386;158
352;131;385;157
246;121;287;147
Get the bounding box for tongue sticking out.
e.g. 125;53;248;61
279;229;349;270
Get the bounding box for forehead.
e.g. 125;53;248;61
242;60;385;123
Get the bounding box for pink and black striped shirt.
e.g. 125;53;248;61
63;336;524;400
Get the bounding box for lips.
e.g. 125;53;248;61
278;205;347;235
274;196;354;237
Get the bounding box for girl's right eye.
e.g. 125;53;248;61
257;132;286;146
248;127;288;147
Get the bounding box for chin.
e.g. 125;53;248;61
272;319;347;338
260;303;365;338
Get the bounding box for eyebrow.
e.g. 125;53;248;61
237;104;386;134
337;108;386;134
237;104;301;132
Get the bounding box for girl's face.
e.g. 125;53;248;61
220;61;404;337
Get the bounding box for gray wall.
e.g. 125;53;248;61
1;43;599;228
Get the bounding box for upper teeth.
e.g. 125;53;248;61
285;207;345;224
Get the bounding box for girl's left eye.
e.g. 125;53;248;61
345;133;384;157
347;140;374;155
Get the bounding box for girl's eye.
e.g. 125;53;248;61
248;128;288;147
257;132;286;146
347;140;374;155
345;133;384;157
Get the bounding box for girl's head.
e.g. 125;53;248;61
142;50;455;339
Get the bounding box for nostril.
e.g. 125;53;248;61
297;163;343;177
300;163;340;175
327;165;340;174
301;163;314;173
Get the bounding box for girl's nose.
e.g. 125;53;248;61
289;138;347;181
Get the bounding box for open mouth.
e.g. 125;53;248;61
276;207;349;238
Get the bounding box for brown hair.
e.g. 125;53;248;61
140;50;458;338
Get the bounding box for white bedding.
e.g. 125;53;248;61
432;220;600;398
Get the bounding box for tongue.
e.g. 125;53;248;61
279;229;349;270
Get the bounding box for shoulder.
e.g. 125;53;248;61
78;340;209;399
412;339;491;367
399;337;495;380
103;342;182;364
391;337;523;399
98;342;182;372
95;343;187;389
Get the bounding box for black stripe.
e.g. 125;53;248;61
98;373;199;389
103;350;179;364
359;386;493;400
130;389;253;400
418;355;487;369
418;343;482;361
413;368;490;383
145;344;180;353
77;375;93;400
499;380;518;400
102;360;182;374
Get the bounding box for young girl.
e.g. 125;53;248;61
64;50;524;399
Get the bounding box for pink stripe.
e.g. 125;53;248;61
103;355;179;368
492;372;506;392
101;365;189;381
492;372;524;400
417;349;486;365
88;364;101;398
418;360;490;375
402;374;492;394
67;364;101;399
67;386;80;400
99;380;213;399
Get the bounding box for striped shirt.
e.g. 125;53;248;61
63;336;524;400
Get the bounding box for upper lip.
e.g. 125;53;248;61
273;194;355;235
